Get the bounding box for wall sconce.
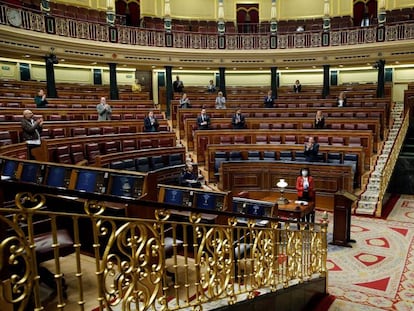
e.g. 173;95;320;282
276;179;289;205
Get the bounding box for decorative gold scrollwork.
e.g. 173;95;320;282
84;200;106;216
15;192;45;211
0;215;34;309
101;221;164;310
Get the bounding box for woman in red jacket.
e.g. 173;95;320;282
296;168;315;202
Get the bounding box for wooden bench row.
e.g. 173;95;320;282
0;120;171;144
171;98;389;125
194;129;373;169
183;117;381;150
0;98;155;109
0;107;163;122
0;88;150;100
0;132;177;164
205;144;365;184
176;107;388;136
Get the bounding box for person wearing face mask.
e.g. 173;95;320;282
296;168;315;202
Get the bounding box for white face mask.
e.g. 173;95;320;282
302;171;308;177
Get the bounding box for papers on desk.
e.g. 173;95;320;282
237;218;269;226
1;176;10;180
294;200;308;205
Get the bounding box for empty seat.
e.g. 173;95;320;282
102;127;116;135
122;139;136;151
259;123;270;129
284;135;296;144
159;138;173;148
256;135;268;144
102;141;119;154
55;146;71;164
229;151;242;161
169;153;183;166
343;124;355;130
344;153;358;173
85;143;100;163
70;144;85;164
247;151;261;160
48;115;63;121
40;128;51;139
317;136;329;145
0;131;12;146
348;137;362;147
135;157;150;172
327;152;342;164
263;151;276;161
119;126;135;134
87;127;101;136
123;159;136;171
234;136;247;144
71;128;87;136
220;136;233;144
272;123;282;129
356;123;369;130
110;161;125;170
279;151;292;161
331;137;345;146
51;128;65;138
330;123;342;129
294;151;306;162
139;139;153;149
214;152;228;181
151;155;165;170
269;135;281;144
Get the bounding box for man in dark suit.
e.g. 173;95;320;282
293;80;302;93
231;108;246;129
143;110;159;132
263;90;275;108
197;108;211;130
173;75;184;93
304;136;319;162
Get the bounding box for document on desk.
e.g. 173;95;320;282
294;200;308;205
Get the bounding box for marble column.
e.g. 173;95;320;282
108;63;119;100
165;66;173;118
322;64;330;99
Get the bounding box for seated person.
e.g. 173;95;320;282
143;110;159;132
197;108;211;130
179;93;191;108
337;91;347;107
34;89;48;108
304;136;319;162
293;80;302;93
207;80;216;93
231;108;246;129
215;91;226;109
180;164;202;188
314;110;325;129
263;90;275;108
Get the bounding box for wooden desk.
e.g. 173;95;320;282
277;201;315;224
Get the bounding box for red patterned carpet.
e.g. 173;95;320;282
325;195;414;311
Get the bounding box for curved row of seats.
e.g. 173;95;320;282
109;153;184;172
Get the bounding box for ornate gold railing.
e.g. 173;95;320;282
1;4;414;49
0;189;327;311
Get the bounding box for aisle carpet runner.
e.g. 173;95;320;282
325;196;414;310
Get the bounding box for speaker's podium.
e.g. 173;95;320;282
331;190;357;247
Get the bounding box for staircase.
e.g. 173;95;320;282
386;119;414;194
356;102;406;216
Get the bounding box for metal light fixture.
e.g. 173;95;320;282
276;179;289;205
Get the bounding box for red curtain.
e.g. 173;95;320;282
236;4;259;33
353;0;378;26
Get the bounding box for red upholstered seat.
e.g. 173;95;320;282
122;139;136;152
